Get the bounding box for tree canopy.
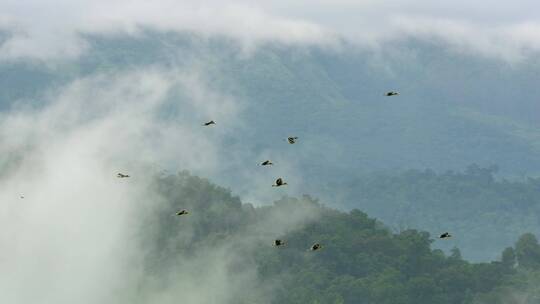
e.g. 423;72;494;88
134;170;540;304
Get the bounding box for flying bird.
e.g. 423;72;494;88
273;239;285;247
203;120;216;126
272;178;288;187
287;137;298;144
261;160;273;166
385;91;399;96
176;209;189;216
440;232;452;239
117;173;130;178
310;243;322;251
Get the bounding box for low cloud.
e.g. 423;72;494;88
0;0;335;61
0;67;224;303
0;57;318;303
0;1;539;62
386;16;540;61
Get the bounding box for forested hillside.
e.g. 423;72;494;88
133;171;540;303
337;165;540;261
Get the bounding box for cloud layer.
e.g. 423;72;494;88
1;0;539;61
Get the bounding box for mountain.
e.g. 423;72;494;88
3;32;540;179
2;31;540;261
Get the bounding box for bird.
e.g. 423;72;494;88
117;173;130;178
310;243;322;251
176;209;189;216
385;91;399;96
440;232;452;239
272;178;288;187
273;239;285;247
287;136;298;144
261;160;273;166
203;120;216;126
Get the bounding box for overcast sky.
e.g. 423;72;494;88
0;0;539;61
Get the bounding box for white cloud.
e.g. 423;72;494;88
1;0;539;61
0;0;335;61
0;63;318;303
383;16;540;61
0;67;221;301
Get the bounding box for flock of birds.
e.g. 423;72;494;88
112;90;452;253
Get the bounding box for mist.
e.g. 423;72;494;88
0;59;321;303
1;0;540;62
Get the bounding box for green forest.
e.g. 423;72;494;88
135;170;540;304
338;164;540;261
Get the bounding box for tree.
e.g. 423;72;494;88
501;247;516;269
515;233;540;270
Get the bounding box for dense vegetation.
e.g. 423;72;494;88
337;164;540;261
137;171;540;304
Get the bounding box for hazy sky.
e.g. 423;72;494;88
0;0;539;61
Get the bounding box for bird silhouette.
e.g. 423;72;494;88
176;209;189;216
117;173;130;178
272;178;288;187
310;243;322;251
274;239;285;247
261;160;273;166
385;91;399;96
440;232;452;239
287;136;298;144
203;120;216;126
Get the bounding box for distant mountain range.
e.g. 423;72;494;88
3;32;540;176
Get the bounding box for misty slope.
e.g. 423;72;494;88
2;32;540;179
135;171;540;304
2;32;540;261
337;165;540;261
212;38;540;180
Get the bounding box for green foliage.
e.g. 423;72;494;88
501;247;516;269
139;171;540;304
473;236;540;304
339;165;540;261
515;233;540;270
